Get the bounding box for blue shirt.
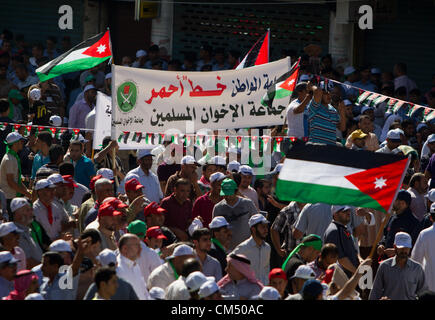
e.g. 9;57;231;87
73;156;96;188
40;271;80;300
0;276;14;299
307;99;340;145
31;152;50;179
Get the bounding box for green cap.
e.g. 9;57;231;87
85;74;96;82
8;89;24;100
127;220;147;239
220;178;238;196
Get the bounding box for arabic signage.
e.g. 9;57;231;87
111;58;290;149
93;91;112;150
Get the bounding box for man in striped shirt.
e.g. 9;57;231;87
307;81;347;145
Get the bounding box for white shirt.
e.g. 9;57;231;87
286;98;305;139
116;254;150;300
33;199;70;241
165;276;190;300
71;182;89;208
239;186;260;210
137;242;163;284
411;224;435;291
147;262;176;290
394;75;417;98
118;166;163;203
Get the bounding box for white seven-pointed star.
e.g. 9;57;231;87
374;177;387;189
96;44;106;54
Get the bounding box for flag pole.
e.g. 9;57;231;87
368;155;411;259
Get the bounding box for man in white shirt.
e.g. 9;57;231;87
393;63;417;99
165;257;202;300
285;82;313;139
116;233;151;300
238;165;260;209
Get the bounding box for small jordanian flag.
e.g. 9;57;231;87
260;58;300;108
236;30;269;70
276;143;410;213
36;31;112;82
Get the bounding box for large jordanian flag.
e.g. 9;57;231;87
36;31;112;82
276;143;410;213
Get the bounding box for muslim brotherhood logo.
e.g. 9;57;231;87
117;81;137;113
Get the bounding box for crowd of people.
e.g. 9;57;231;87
1;29;435;301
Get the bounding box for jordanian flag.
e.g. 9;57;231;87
36;31;112;82
260;58;300;108
276;144;410;213
236;30;269;70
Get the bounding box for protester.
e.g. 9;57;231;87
165;259;202;300
268;268;288;299
286;265;316;300
0;251;18;298
192;228;222;281
165;155;202;202
92;266;118;300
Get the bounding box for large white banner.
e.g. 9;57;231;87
93;91;112;150
111;57;290;149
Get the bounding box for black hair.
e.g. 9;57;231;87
0;98;9;114
394;86;407;97
14;63;27;71
70;140;83;149
49;144;64;163
254;179;271;191
180;257;201;278
102;136;112;149
191;228;211;241
35;167;55;180
149;45;159;52
401;119;415;129
232;172;242;187
94;266;116;290
47;36;57;44
320;243;339;259
395;62;407;74
175;178;191;188
59;162;75;176
409;173;425;188
80;229;102;244
118;234;138;251
37;131;53;147
42;251;64;267
409;88;421;96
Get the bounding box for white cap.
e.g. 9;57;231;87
96;168;114;180
181;155;199;165
248;213;269;228
0;251;19;264
49;239;72;252
208;156;226;167
136;49;147;58
10;197;30;212
47;173;66;185
299;74;311;82
5;132;26;145
96;249;117;266
386;129;402;141
360;106;374;114
188;217;203;237
343;99;353;106
25;293;44;300
185;271;215;292
291;265;316;280
105;73;112;80
344;66;356;76
416;123;428;133
227;145;241;155
0;222;23;237
34;178;56;191
254;286;281;300
166;244;194;260
430;202;435;213
426;189;435;202
198;280;220;299
209;216;229;229
137;148;154;159
394;231;412;248
49;115;62;127
371;68;381;74
83;84;96;93
149;287;165;300
209;172;226;184
427;134;435;144
238;165;253;175
29;88;41;101
228;160;240;172
270;163;283;175
331;205;352;214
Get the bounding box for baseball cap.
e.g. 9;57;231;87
302;279;324;299
208;156;226;167
127;220;147;239
427;189;435;202
253;286;281;300
343;99;353;106
269;268;287;281
98;203;122;217
248;213;269;228
137;148;154;159
386;129;402;142
48;239;72;252
344;66;356;76
149;287;165;300
166;244;194;260
270;163;283;176
331;205;352;214
90;174;103;191
105;73;112;80
0;222;23;238
185;271;215;292
101;197;128;210
371;68;381;74
350;129;368;140
427;134;435;144
96;249;117;267
0;251;19;265
5;132;26;145
62;175;78;188
209;172;226;184
188;217;203;237
47;173;66;185
136;49;147;58
228;160;240;172
394;231;412;248
219;178;238;196
35;179;56;191
96;168;114;181
143;201;167;217
10;198;30;212
181;155;200;166
397;190;412;205
198;280;220;299
29;88;41;101
238;165;253;176
85;74;96;82
49;115;62;127
125;178;144;192
430;202;435;213
291;265;316;280
146;226;167;240
360;106;374;114
208;216;229;229
83;84;96;93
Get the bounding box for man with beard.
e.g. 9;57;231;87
370;232;427;300
407;173;429;222
86;202;120;250
232;214;271;285
192;228;222;281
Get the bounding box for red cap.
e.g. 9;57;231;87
62;175;78;188
98;202;122;217
146;226;167;240
125;178;144;192
90;175;103;191
268;268;287;281
102;197;129;209
143;201;167;217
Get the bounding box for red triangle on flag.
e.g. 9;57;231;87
82;30;111;58
279;68;299;91
254;30;269;66
344;158;409;212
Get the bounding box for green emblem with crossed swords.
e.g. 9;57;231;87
117;81;137;112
